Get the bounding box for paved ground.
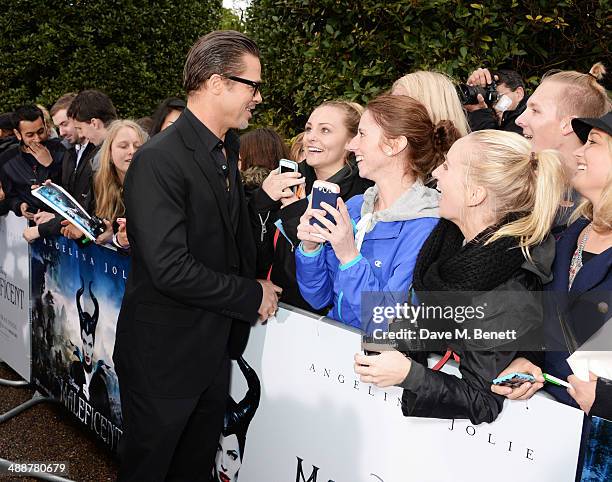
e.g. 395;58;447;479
0;362;118;482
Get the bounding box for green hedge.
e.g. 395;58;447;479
246;0;610;136
1;2;608;133
0;0;222;118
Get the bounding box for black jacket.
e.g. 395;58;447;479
0;137;18;158
114;109;262;399
0;199;9;216
37;142;98;237
249;160;372;312
0;139;65;216
400;235;555;425
467;96;527;134
591;378;612;420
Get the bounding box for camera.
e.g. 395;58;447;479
456;80;499;107
88;215;107;239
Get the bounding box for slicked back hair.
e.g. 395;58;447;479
183;30;259;96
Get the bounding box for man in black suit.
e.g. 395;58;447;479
113;30;281;481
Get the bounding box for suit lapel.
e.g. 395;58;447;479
175;114;237;249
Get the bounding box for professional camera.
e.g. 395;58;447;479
456;80;499;107
88;215;107;239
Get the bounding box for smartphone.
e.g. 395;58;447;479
361;341;397;356
492;372;536;388
310;180;340;231
279;159;299;194
279;158;298;174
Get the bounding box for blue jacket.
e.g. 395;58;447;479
295;188;438;330
543;217;612;405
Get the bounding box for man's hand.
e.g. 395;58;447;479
256;279;282;322
463;93;488;112
467;67;494;87
60;219;83;240
33;211;55;225
20;203;35;220
116;218;129;247
490;357;544;400
465;68;499;112
27;141;53;167
0;185;5;202
22;226;40;243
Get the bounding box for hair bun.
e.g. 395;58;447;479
432;120;459;152
589;62;607;83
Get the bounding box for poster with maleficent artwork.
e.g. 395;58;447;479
30;237;128;450
32;182;102;241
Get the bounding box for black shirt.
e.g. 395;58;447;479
0;138;65;215
183;109;240;231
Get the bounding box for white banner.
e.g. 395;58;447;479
0;213;31;381
223;306;584;482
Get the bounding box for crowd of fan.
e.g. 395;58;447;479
1;60;611;480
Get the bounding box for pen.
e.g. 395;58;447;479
543;373;571;388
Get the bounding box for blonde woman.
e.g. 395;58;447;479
250;100;372;311
494;112;612;415
354;130;565;424
94;120;148;247
391;71;470;137
62;120;148;247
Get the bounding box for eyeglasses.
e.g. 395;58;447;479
224;75;262;97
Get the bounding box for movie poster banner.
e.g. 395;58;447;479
223;306;585;482
0;212;31;381
30;237;126;450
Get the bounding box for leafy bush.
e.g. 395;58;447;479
246;0;610;136
0;0;222;118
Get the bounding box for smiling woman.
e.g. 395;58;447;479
531;112;612;413
295;94;459;329
357;129;566;425
249;100;372;311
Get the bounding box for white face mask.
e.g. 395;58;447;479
494;94;513;113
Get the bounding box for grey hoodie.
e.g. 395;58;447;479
359;179;440;233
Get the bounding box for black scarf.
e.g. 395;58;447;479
413;218;525;293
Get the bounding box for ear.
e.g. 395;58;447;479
13;128;22;141
392;135;408;155
467;185;487;207
515;86;525;102
560;116;577;136
206;73;226;95
90;118;101;130
382;136;408;157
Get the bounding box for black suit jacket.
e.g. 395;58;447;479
113;112;262;399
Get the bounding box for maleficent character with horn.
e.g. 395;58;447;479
69;277;110;416
212;357;261;482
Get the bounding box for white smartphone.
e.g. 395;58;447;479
279;158;299;193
